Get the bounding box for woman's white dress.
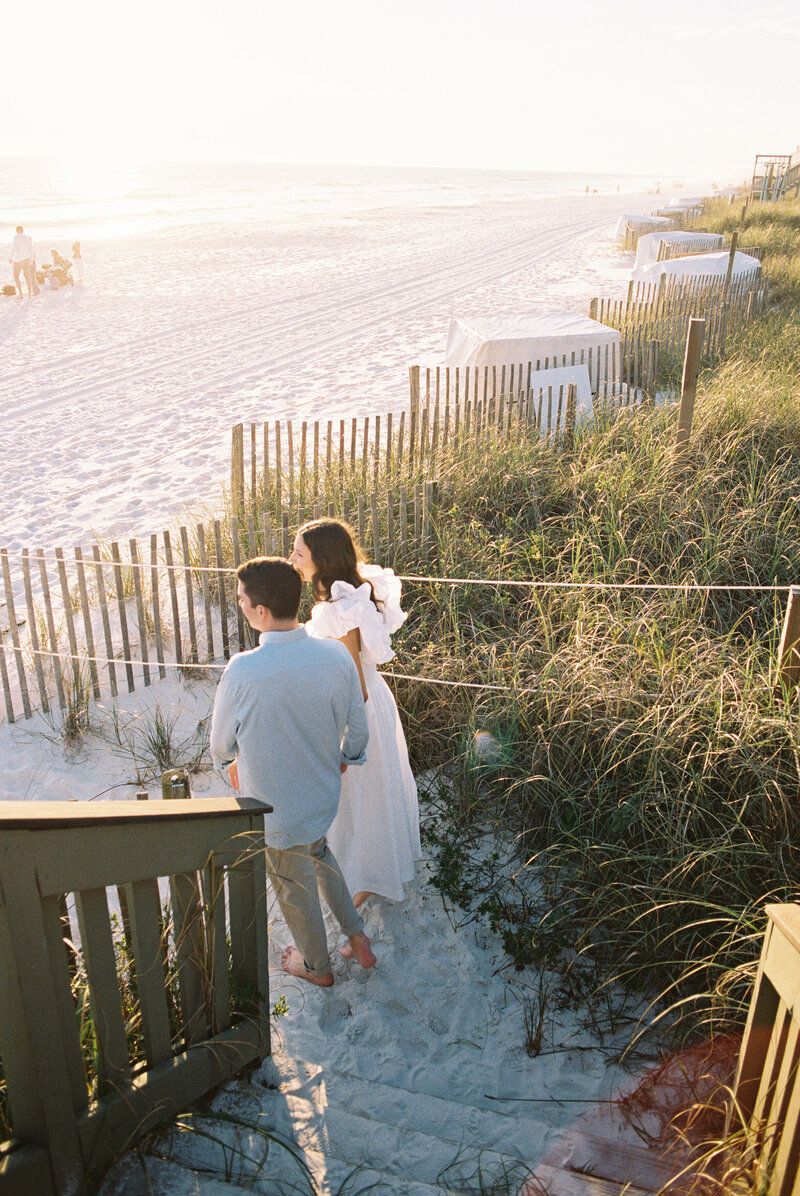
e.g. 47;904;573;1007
306;564;420;902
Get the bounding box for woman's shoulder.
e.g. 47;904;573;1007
307;580;375;639
358;564;407;634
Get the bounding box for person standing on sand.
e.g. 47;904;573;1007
9;226;38;298
71;241;85;283
210;556;377;988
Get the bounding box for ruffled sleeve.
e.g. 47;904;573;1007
306;565;407;665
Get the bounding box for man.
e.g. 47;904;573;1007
210;556;376;987
9;226;38;298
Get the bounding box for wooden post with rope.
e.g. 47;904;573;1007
674;318;705;455
776;587;800;695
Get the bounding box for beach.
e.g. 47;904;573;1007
0;161;657;560
2;162;680;1192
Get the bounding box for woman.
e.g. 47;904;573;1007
290;519;420;906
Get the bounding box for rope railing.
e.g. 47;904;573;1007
4;548;791;592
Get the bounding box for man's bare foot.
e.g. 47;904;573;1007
353;891;374;909
339;931;377;967
281;945;333;987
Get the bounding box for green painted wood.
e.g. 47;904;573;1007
0;797;268;830
0;1141;56;1196
125;878;173;1068
169;871;208;1048
0;898;43;1147
74;887;132;1092
203;859;231;1036
227;848;269;1056
0;847;84;1189
39;898;88;1114
75;1020;263;1186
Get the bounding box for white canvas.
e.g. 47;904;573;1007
445;312;622;389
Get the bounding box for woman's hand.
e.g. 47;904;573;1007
228;761;240;790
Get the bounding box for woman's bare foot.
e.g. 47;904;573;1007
339;931;377;967
281;945;333;987
353;891;374;909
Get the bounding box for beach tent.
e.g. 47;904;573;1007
444;312;622;391
632;250;761;285
614;213;672;240
528;364;593;419
634;230;725;270
663;197;704;211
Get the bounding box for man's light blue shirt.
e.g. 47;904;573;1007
210;626;368;849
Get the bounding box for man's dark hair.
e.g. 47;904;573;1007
237;557;302;619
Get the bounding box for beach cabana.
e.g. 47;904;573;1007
445;312;622;392
632;250;762;286
634;230;725;270
614;213;673;243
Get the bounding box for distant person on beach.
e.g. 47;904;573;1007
71;241;85;283
290;519;420;908
9;226;39;298
210;556;376;987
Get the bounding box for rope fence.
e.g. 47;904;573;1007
3;550;791;591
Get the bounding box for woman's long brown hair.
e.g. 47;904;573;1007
297;519;380;608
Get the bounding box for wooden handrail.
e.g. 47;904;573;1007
729;903;800;1193
0;795;269;829
0;798;271;1196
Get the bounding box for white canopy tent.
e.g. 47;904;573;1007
445;312;622;391
614;213;673;240
634;230;725;270
632;250;762;285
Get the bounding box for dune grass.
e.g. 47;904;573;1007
395;198;800;1047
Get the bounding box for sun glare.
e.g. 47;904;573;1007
57;156;144;204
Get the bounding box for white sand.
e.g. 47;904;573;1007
1;188;658;1189
0;191;640;560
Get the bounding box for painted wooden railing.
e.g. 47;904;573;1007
730;904;800;1194
0;798;271;1196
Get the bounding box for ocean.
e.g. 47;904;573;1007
0;158;659;244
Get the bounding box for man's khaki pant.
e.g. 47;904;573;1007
265;836;363;976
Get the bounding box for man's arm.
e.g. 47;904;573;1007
340;657;369;767
209;672;240;782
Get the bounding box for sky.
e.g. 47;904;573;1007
4;0;798;180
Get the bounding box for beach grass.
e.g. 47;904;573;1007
392;198;800;1047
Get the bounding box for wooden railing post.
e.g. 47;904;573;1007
675;318;706;454
776;586;800;694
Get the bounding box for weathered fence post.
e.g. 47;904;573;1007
776;587;800;694
409;366;420;473
230;424;245;515
563;384;578;451
674;318;706;454
724;230;739;293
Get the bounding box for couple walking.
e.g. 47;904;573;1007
210;519;420;988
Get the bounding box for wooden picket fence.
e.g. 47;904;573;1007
653;233;725;262
230;347;662;526
0;480;441;726
622;219;676;252
591;264;766;382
